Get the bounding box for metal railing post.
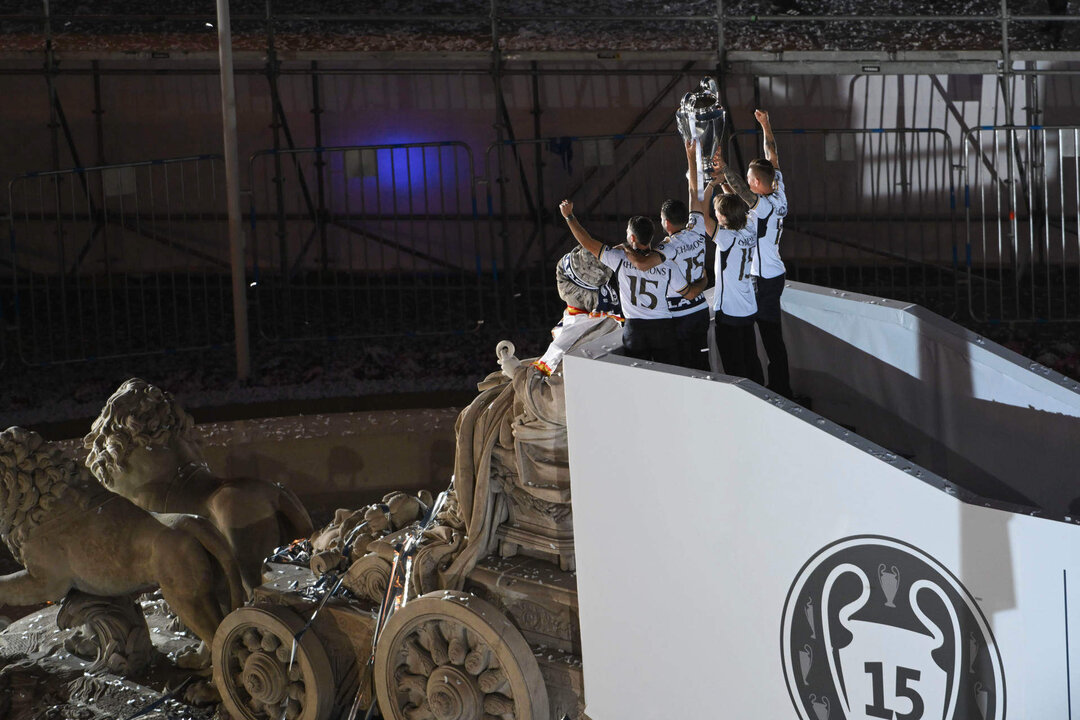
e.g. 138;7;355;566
490;0;514;324
216;0;251;381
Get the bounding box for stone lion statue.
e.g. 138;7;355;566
83;378;315;594
0;426;244;667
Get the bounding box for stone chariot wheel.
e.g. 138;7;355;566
212;605;334;720
374;590;549;720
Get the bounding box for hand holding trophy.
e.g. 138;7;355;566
676;77;727;201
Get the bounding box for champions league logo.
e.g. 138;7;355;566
781;536;1005;720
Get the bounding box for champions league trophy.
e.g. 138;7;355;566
676;76;727;202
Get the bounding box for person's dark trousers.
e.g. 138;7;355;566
673;308;710;371
623;318;679;366
756;320;791;398
755;273;793;399
713;315;763;385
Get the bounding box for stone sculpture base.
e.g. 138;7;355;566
0;597;215;720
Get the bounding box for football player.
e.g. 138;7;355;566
717;109;792;398
559;200;703;365
710;192;764;384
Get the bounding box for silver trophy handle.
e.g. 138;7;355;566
694;129;706;202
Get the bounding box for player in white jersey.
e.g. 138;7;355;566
711;192;764;384
659;198;710;369
717;109;792;398
619;139;714;370
661;139;715;370
558;199;702;365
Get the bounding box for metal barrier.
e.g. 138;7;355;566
962;125;1080;322
484;132;691;330
246;142;489;341
5;155;231;365
11;127;1077;370
729;127;960;318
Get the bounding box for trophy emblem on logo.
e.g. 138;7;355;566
878;563;900;608
805;597;817;639
809;694;830;720
782;536;1006;720
975;682;989;719
799;644;814;685
675;76;727;202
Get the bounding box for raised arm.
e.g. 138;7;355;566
713;148;758;210
686;140;717;235
679;273;709;300
755;109;780;170
560;199;604;259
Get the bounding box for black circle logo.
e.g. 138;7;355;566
781;536;1005;720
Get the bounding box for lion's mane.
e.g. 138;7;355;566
83;378;196;488
0;427;99;563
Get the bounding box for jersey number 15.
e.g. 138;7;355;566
627;276;660;309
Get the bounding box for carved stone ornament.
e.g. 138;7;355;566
57;590;153;676
341;555;393;604
504;598;572;641
212;605;335;720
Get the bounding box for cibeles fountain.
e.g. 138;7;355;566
0;292;614;720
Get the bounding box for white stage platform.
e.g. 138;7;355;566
564;282;1080;720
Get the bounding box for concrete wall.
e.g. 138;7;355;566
196;408;458;512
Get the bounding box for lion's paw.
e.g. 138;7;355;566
183;678;221;706
173;642;210;670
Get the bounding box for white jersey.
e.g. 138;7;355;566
712;214;759;319
600;246;687;320
662;211;709;318
750;169;788;279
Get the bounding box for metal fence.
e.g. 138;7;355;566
5;155;231;365
246;142;490;342
730;127;961;317
963;125;1080;322
6;126;1080;368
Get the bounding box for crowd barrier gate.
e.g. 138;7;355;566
5;155;230;365
962;125;1080;322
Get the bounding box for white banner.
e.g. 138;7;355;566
565;353;1080;720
